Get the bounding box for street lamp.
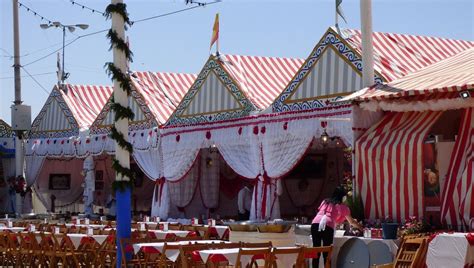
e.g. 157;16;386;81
39;22;89;84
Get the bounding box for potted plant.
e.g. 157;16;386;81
381;216;399;239
399;216;432;236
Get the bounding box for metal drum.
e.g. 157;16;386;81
336;238;370;268
368;240;393;266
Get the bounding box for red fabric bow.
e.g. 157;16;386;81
466;233;474;246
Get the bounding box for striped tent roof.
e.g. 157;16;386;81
341;28;474;82
30;84;113;138
218;54;304;109
343;47;474;102
130;71;197;124
61;84;114;129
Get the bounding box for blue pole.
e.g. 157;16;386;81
116;188;131;267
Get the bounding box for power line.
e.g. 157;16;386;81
22;28;109;67
132;0;221;24
20;66;51;96
17;1;54;24
67;0;106;16
0;71;55;80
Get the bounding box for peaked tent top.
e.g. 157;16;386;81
60;84;114;129
130;71;197;125
339;27;474;82
342;47;474;102
217;54;304;109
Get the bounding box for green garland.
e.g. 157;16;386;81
104;3;132;28
105;2;135;192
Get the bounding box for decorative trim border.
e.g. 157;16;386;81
28;87;80;139
0;119;13;138
272;28;385;113
90;80;157;134
166;56;257;127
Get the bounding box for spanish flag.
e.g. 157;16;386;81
210;13;219;51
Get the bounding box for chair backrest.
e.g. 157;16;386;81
393;237;427;268
194;226;210;239
176;236;203;242
241;241;272;248
179;243;210;268
299;246;333;268
271;247;302;268
210;242;241;249
236;247;271;268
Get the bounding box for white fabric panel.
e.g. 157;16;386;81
217;137;262;179
133;148;170;219
168;163;199;208
199;150;220;209
36;98;72;131
162;140;200;182
103;95;146;125
25;155;46;186
289;46;362;100
361;98;474;113
183;71;240;116
83;156;95;215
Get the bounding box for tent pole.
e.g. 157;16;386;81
110;0;131;266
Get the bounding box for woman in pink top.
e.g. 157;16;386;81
311;186;361;267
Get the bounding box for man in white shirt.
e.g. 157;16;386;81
237;183;252;221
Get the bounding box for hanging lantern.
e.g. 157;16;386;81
320;129;329;145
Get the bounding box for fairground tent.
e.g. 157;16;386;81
346;47;474;229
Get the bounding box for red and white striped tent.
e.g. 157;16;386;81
29;84;113;139
90;71;196;134
273;27;473;113
352;48;474;225
166;54;304;126
342;47;474;107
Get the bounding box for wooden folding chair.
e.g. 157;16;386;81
236;247;272;268
119;237;150;267
179;243;210;268
270;246;302;268
241;241;273;248
195;226;210;240
0;231;16;266
158;242;183;268
176;236;203;242
53;233;81;267
94;232;117;267
298;246;333;268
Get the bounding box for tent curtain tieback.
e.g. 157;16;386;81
155;177;166;206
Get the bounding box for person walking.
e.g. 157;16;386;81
311;186;362;267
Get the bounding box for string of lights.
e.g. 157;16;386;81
17;1;54;24
68;0;106;16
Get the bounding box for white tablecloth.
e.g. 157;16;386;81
66;234;109;249
65;224;106;229
133;240;225;262
147;230;191;239
426;233;474;268
0;227;26;232
199;247;266;266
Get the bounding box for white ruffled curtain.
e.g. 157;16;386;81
25;155;46;186
132;148;169;219
83;156;95;215
260;132;313;220
168;163;199;209
199;150;220;209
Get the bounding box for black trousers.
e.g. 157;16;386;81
311;223;334;267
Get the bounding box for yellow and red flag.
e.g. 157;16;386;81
210;13;219;50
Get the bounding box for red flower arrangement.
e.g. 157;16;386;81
8;176;28;196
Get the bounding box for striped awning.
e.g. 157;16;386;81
341;28;474;82
130;71;197;125
343;47;474;102
219;54;304;109
441;108;474;229
355;111;442;221
61;84;113;129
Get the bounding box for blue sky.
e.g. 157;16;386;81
1;0;473;124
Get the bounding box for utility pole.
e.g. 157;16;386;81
11;0;31;216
